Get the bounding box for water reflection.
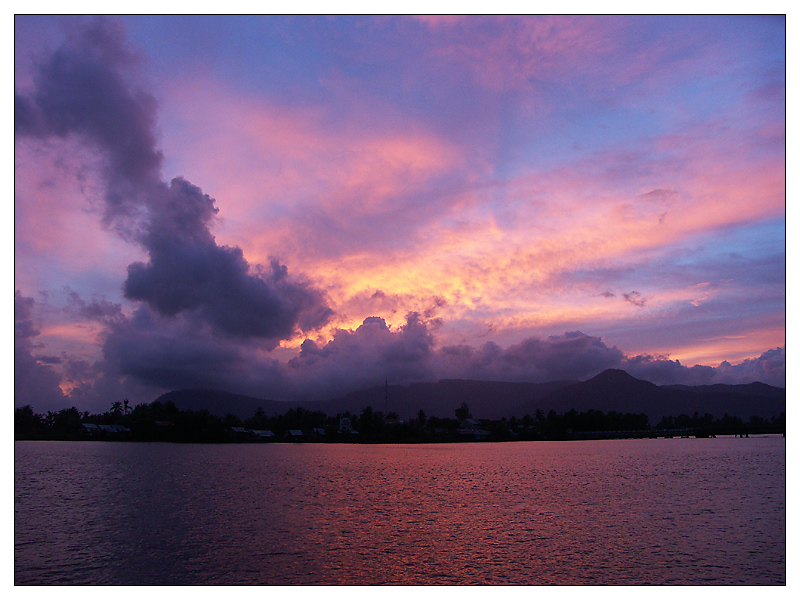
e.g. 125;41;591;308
15;438;785;585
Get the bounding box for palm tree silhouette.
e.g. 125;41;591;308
111;401;123;415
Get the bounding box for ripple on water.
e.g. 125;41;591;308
15;437;785;585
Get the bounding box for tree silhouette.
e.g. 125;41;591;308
123;398;130;414
15;405;42;434
244;406;268;429
111;401;123;415
53;407;83;436
358;405;384;439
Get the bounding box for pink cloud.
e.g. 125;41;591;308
14;138;148;295
14;16;784;409
107;65;785;362
416;16;616;92
145;19;782;353
159;77;469;261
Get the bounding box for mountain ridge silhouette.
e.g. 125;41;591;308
155;368;785;424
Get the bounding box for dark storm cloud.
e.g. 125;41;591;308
622;353;716;386
14;18;161;231
286;325;786;398
101;311;436;403
123;177;333;341
102;307;286;393
15;17;333;346
621;347;786;387
111;314;734;404
285;313;438;399
715;347;786;385
433;330;625;382
16;287;788;413
102;312;703;404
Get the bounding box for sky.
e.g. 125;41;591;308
13;15;786;414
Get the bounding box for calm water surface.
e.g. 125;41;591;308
15;437;785;585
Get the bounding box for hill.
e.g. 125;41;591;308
155;369;785;424
315;378;578;420
154;389;290;419
522;369;785;423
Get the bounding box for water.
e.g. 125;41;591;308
15;437;785;585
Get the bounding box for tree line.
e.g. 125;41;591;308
14;400;785;443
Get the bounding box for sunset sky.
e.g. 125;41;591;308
14;15;786;413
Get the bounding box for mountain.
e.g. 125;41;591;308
517;368;672;419
155;389;289;419
314;378;578;420
155;370;785;424
662;381;786;399
154;379;577;421
518;369;785;423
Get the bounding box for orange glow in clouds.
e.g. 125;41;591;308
14;15;784;407
151;33;784;369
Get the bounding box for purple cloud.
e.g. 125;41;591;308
13;17;785;414
65;288;125;324
621;347;786;388
14;292;68;412
433;331;626;383
286;313;438;399
622;291;647;307
15;18;333;346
